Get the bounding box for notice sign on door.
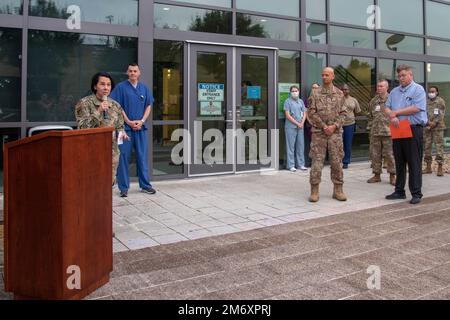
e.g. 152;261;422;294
198;83;225;102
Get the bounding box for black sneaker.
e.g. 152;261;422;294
343;164;349;169
120;190;128;198
385;192;406;200
410;197;421;205
142;187;156;195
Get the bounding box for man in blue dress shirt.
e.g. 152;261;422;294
385;64;428;205
110;63;156;197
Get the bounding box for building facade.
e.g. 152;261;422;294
1;0;450;183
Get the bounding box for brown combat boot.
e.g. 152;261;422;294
333;184;347;202
309;184;320;203
367;174;381;183
423;162;432;174
390;174;396;186
437;164;444;177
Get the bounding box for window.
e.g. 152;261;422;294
330;26;374;49
379;0;423;34
0;27;21;123
0;0;22;14
170;0;231;7
29;0;138;26
426;1;450;39
329;0;373;27
306;23;326;44
378;59;424;89
306;0;325;20
427;39;450;58
27;30;137;122
306;52;326;95
153;124;184;176
237;14;299;41
154;4;232;34
0;128;20;189
153;41;184;121
378;33;423;54
236;0;299;17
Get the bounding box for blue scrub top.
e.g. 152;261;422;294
284;98;306;129
110;80;154;131
386;81;427;126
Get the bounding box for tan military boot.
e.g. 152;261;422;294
333;184;347;201
367;174;381;183
309;184;320;203
423;162;432;174
390;174;396;186
437;164;444;177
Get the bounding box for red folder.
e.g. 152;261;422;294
390;120;413;139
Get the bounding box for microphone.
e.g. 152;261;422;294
102;95;108;120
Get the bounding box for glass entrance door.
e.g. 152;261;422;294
188;44;276;176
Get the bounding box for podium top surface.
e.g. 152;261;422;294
5;127;114;150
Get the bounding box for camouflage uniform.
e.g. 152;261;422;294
424;96;446;165
75;94;125;184
367;94;395;174
307;85;346;185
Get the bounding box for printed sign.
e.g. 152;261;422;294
278;83;299;119
240;105;254;117
200;101;222;116
198;83;225;102
247;86;261;100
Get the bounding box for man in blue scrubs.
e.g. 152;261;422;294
110;63;156;197
385;64;427;205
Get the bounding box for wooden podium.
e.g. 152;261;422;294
3;127;114;300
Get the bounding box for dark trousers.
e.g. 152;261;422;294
392;126;424;198
342;124;355;165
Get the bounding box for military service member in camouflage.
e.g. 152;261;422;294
341;84;362;169
424;86;446;177
75;72;129;184
307;67;347;203
367;80;396;185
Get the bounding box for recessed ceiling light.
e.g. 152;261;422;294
260;19;267;22
163;7;170;11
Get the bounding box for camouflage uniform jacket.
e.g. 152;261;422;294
368;94;391;137
75;94;125;148
307;85;346;134
427;97;446;130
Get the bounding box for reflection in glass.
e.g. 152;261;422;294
278;51;300;168
378;33;423;54
153;41;183;121
379;0;423;35
153;125;184;176
29;0;138;25
237;14;299;41
0;0;22;14
306;23;326;44
427;39;450;58
196;52;227;165
171;0;231;7
378;59;425;89
306;0;325;20
0;27;21;122
329;0;373;27
330;26;374;49
330;55;376;159
0;128;20;189
427;63;450;137
306;52;326;95
426;1;450;39
154;4;232;34
27;30;137;122
236;0;299;17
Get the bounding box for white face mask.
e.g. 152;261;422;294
291;92;299;99
428;93;437;99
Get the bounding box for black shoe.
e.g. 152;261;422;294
343;164;349;169
120;190;128;198
410;197;421;205
142;187;156;195
385;192;406;200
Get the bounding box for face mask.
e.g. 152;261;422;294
291;92;299;99
428;93;437;99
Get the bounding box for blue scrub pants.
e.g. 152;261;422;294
117;129;152;192
285;126;305;169
342;124;355;165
